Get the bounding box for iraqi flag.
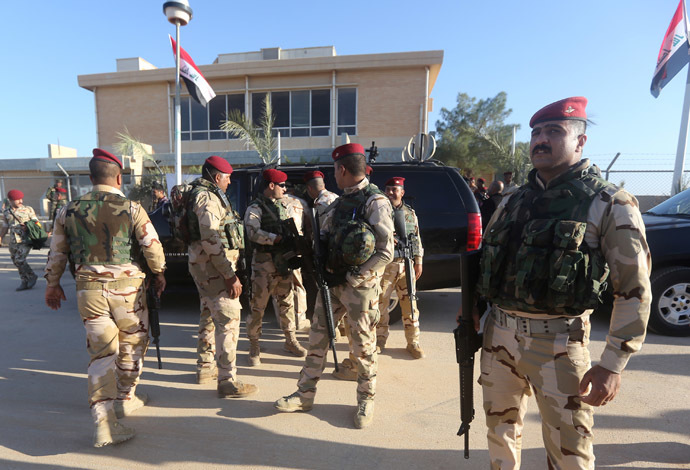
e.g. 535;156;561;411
651;0;690;97
169;35;216;106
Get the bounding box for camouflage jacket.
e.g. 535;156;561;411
188;180;238;280
44;184;165;286
245;193;307;247
313;189;338;223
1;205;38;245
392;201;424;265
322;178;394;288
46;187;67;207
484;159;652;374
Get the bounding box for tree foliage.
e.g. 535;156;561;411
221;95;277;164
435;91;531;183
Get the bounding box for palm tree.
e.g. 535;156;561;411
221;94;277;164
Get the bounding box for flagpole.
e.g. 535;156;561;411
672;62;690;195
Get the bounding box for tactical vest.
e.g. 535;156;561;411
187;179;243;250
63;191;135;265
477;165;611;316
249;194;288;254
393;203;420;258
326;183;383;273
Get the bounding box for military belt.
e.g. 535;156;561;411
76;278;143;291
492;306;584;336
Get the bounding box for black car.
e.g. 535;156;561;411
642;189;690;336
149;160;481;321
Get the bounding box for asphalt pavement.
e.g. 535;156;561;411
0;247;689;469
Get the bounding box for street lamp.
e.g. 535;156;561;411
163;1;193;186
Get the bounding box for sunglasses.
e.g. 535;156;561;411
276;183;286;188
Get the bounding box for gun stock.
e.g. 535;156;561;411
454;249;482;459
147;285;163;369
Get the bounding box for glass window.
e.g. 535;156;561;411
208;95;225;131
292;91;309;128
252;92;268;127
271;91;290;128
191;99;208;131
338;88;356;127
228;94;244;115
312;89;330;126
181;97;190;132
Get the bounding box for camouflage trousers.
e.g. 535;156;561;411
248;254;296;340
292;269;309;327
480;311;594;470
377;260;420;346
297;280;381;402
49;202;65;222
76;279;149;424
9;243;36;283
189;260;241;383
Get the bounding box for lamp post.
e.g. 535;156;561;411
163;1;193;186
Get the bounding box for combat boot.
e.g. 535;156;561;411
332;365;357;382
354;399;375;429
26;275;37;289
376;339;386;354
15;280;28;291
93;414;136;448
196;363;218;384
284;332;307;357
274;391;314;412
248;340;261;367
114;392;149;419
296;313;311;332
217;379;258;398
406;342;425;359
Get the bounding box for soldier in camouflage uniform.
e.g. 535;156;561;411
465;97;651;469
44;148;167;448
46;180;67;223
187;156;258;398
244;169;308;366
304;170;338;224
0;189;39;291
275;143;394;429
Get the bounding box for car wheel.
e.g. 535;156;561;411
385;294;402;325
649;266;690;337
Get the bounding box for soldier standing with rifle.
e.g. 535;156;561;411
244;169;308;366
377;177;424;358
458;97;651;468
44;148;166;448
274;143;394;429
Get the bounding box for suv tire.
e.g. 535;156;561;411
649;266;690;337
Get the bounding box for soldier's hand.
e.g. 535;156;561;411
154;273;166;298
273;235;282;245
414;263;423;280
45;285;66;310
456;303;481;332
579;365;621;407
225;275;242;299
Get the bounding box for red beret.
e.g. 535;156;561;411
92;148;123;169
385;177;405;187
56;187;67;193
530;96;588;128
303;170;324;182
365;165;373;176
263;169;288;184
332;143;365;161
7;189;23;201
205;155;233;174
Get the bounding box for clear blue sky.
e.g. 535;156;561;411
1;1;687;192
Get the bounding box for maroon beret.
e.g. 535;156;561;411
263;169;288;184
303;170;324;182
332;143;365;161
205;155;233;174
92;148;123;169
56;187;67;193
7;189;23;201
530;96;588;128
365;165;373;176
385;177;405;187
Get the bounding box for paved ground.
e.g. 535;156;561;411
0;247;689;469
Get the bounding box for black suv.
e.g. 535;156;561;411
149;160;481;319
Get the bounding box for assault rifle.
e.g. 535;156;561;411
454;249;483;458
392;208;417;316
147;283;163;369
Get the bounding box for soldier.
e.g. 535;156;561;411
0;189;40;291
187;156;258;398
150;181;169;212
244;169;308;366
502;170;518;196
46;180;67;223
43;148;167;448
377;176;425;358
274;143;394;429
303;170;338;223
465;97;651;468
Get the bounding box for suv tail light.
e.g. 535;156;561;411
466;212;482;251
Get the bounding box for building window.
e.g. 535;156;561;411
180;94;246;141
179;88;357;140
